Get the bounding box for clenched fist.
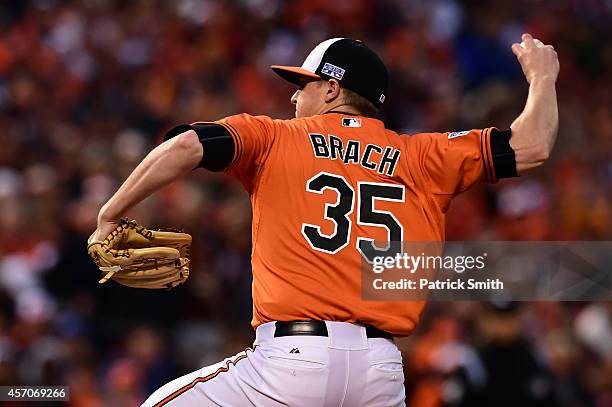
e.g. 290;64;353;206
512;33;559;84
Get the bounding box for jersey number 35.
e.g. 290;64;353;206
301;172;405;262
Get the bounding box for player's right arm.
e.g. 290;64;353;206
509;33;560;175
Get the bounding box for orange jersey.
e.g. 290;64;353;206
214;113;499;336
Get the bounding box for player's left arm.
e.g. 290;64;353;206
509;33;560;175
94;115;275;241
94;128;204;241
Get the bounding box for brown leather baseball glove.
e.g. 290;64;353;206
87;219;191;289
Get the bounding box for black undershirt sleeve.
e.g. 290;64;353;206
490;128;518;179
163;123;235;172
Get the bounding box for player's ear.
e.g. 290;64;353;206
324;79;341;102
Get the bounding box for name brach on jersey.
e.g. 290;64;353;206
309;133;401;176
373;278;504;291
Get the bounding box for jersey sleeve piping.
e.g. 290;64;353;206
218;122;243;171
480;127;497;183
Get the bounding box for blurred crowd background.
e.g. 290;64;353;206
0;0;610;406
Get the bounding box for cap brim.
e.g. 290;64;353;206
271;65;321;86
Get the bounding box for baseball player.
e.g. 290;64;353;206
91;34;559;406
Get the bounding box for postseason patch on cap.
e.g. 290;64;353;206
342;117;362;127
321;62;345;80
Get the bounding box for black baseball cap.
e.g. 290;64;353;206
271;38;389;108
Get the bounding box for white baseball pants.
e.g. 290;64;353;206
142;321;406;406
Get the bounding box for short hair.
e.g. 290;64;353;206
341;88;379;117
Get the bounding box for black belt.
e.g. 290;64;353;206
274;321;393;340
